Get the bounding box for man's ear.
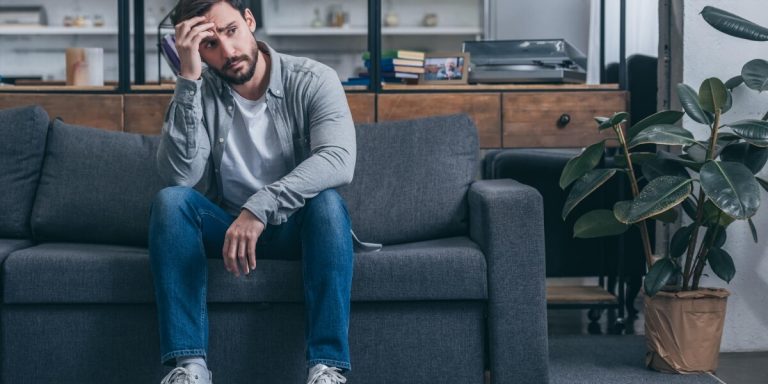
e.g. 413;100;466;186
244;9;257;33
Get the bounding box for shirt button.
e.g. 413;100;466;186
227;106;233;112
218;138;224;143
187;90;194;96
215;169;219;173
275;90;281;95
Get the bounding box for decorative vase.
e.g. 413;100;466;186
644;288;729;374
422;13;438;27
384;11;399;27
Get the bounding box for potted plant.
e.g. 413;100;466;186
559;5;768;374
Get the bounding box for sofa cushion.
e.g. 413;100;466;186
30;120;166;247
0;239;33;270
339;114;478;245
2;237;487;303
0;105;49;238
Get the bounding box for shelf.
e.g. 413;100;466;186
264;26;482;36
381;83;620;91
384;26;482;35
0;26;160;35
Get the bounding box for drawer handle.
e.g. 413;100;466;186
557;113;571;128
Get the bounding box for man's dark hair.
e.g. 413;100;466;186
171;0;247;25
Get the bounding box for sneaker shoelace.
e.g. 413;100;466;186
160;367;193;384
307;366;347;384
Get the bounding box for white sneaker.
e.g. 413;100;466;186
307;364;347;384
160;364;213;384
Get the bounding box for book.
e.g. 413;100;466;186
362;49;426;61
363;58;424;67
364;62;425;74
359;71;419;79
160;34;181;76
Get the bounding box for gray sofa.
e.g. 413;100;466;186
0;105;548;384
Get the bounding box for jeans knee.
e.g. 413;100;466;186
304;189;349;226
151;186;199;217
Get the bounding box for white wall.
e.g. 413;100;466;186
683;0;768;352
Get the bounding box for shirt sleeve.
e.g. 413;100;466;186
156;76;212;187
242;68;356;225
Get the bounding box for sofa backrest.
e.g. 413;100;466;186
13;109;477;247
30;120;166;247
0;105;49;238
338;114;479;245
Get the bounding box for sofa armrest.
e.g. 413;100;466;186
469;179;548;384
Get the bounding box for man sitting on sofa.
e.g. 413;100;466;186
150;1;360;383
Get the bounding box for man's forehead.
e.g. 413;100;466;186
203;3;243;29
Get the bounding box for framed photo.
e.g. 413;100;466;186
420;52;470;84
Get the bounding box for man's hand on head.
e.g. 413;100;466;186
175;15;214;80
222;209;264;277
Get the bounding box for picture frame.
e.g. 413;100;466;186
420;52;470;85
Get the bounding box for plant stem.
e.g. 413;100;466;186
692;225;719;290
682;191;706;289
614;123;654;269
684;109;721;290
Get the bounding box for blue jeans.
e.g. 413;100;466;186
148;186;353;371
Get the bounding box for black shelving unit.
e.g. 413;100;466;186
133;0;627;93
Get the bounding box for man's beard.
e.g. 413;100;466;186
210;45;259;85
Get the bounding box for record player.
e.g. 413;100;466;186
463;39;587;84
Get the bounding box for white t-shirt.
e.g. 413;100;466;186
220;89;289;215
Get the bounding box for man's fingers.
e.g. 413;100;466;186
226;232;240;277
247;236;257;271
190;30;214;48
175;16;208;35
222;235;233;273
237;239;250;275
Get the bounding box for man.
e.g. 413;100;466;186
150;1;365;383
438;58;459;80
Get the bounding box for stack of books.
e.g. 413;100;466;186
344;50;426;86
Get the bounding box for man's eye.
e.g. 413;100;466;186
227;27;237;35
203;41;216;49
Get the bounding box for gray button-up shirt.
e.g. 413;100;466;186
157;41;356;228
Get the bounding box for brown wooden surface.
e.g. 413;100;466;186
383;83;620;91
377;93;502;148
0;93;123;131
124;94;172;135
346;93;375;124
503;91;628;148
546;285;618;305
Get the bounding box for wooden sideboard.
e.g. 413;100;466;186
0;84;627;149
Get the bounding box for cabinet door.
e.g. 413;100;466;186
346;93;375;124
0;94;123;131
124;94;172;135
124;93;376;135
503;91;628;148
377;93;501;148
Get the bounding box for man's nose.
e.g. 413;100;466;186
219;38;236;57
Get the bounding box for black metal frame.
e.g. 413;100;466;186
10;0;628;93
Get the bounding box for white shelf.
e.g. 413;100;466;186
0;26;160;35
264;26;482;36
384;26;482;35
264;27;367;36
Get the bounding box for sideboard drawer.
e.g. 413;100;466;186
0;93;124;131
502;91;628;148
378;93;501;148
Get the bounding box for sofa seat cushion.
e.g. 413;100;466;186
0;239;34;272
2;237;487;304
0;105;49;238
